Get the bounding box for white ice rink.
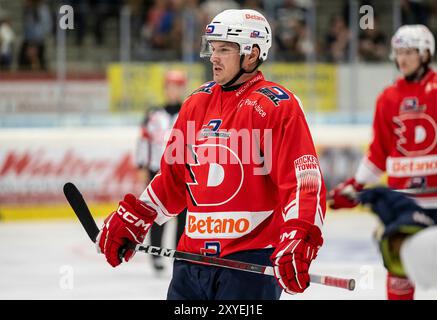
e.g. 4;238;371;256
1;211;437;300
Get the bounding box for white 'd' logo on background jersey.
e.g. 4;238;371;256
393;113;437;156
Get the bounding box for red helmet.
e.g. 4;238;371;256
164;70;187;86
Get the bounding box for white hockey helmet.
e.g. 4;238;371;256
200;9;272;62
391;24;435;60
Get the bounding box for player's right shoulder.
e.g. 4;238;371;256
376;79;403;109
187;81;219;102
182;81;219;112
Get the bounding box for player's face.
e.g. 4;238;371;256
394;48;422;76
209;41;241;85
165;83;186;104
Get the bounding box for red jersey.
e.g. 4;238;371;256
356;69;437;208
140;71;326;257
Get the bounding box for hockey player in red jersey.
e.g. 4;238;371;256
96;9;326;299
330;25;436;300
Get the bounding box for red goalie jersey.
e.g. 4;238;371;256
139;71;326;257
356;69;437;208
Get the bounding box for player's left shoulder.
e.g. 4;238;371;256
423;69;437;93
248;80;304;116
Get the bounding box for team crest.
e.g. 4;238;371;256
200;119;231;138
400;97;426;113
200;242;221;256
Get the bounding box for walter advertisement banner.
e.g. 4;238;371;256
0;128;143;207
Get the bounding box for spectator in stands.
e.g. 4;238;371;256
240;0;264;12
325;14;350;62
200;0;240;26
277;18;315;61
178;0;204;62
18;0;52;71
358;17;387;61
91;0;122;46
274;0;305;61
124;0;148;45
401;0;430;25
141;0;183;60
143;0;175;49
70;0;89;47
0;10;15;71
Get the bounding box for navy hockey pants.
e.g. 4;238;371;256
166;248;282;300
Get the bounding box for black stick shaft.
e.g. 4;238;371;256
64;182;356;291
63;182;100;242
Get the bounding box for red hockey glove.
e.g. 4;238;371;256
96;194;157;267
329;178;364;209
271;219;323;294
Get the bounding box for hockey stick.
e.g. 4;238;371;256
327;186;437;201
63;182;356;291
393;186;437;195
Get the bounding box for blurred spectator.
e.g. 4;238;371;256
124;0;148;44
401;0;430;25
0;11;15;70
325;15;350;62
18;0;52;71
274;0;316;61
70;0;89;47
200;0;240;26
143;0;174;49
358;17;387;61
59;0;122;47
179;0;204;62
240;0;264;11
141;0;182;59
90;0;122;46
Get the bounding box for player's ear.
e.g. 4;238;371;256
421;50;431;64
244;46;260;69
251;46;260;63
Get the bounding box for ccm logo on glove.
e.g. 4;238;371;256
97;194;157;267
117;204;152;230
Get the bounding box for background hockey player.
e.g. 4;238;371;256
359;187;437;291
329;24;437;300
135;69;188;272
96;9;326;299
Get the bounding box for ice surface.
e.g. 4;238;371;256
1;212;436;300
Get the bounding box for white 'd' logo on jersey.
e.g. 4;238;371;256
393;113;437;156
186;144;244;206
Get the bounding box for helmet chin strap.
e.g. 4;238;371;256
222;55;263;88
